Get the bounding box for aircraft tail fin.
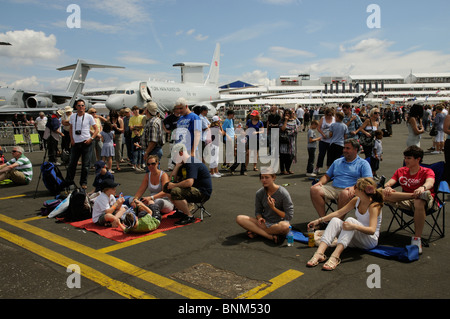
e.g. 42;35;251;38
205;43;220;86
58;59;124;106
58;60;124;94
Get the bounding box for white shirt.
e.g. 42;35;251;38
296;108;304;119
92;192;116;223
69;112;96;143
35;116;47;131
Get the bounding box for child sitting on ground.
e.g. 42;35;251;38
118;198;162;233
90;160;115;195
92;179;126;228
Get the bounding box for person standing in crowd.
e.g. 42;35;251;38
266;106;281;155
356;108;381;158
60;106;73;157
342;103;362;140
163;108;181;171
65;99;99;189
432;104;446;154
315;107;335;174
122;108;133;165
129;105;145;169
246;110;264;171
221;109;236;168
141;102;164;163
279;108;298;175
108;110;124;171
34;112;47;150
406;104;425;147
43;110;64;165
175;97;202;159
88;108;105;168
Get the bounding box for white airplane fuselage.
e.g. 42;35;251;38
105;80;220;115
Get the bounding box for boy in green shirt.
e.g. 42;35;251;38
119;198;161;233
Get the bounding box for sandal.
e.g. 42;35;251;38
322;255;341;271
306;252;327;267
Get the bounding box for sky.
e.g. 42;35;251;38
1;0;450;93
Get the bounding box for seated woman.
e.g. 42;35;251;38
306;177;383;271
236;168;294;244
132;155;175;214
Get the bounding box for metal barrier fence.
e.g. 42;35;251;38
0;125;43;153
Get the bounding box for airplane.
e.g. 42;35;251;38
105;43;313;117
0;59;124;115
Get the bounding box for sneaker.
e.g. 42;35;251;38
212;173;221;178
313;168;320;175
174;215;196;226
306;172;317;177
168;210;186;219
411;236;423;254
431;150;441;154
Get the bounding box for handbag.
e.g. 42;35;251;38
430;126;437;136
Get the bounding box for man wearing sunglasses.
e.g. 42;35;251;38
0;146;33;185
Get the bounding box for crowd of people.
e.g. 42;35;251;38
1;98;450;269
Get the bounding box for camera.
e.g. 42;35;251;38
75;130;82;135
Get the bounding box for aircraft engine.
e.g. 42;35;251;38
26;96;53;108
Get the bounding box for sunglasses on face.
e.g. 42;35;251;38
147;162;157;166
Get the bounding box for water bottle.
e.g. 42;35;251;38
308;226;315;248
287;226;294;247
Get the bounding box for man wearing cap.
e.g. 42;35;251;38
141;102;164;163
166;143;212;225
174;98;202;159
60;105;73;157
0;146;33;185
43;109;64;165
65;99;99;189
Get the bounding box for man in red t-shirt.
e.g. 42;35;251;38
383;146;436;254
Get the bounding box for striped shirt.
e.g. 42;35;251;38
7;155;33;182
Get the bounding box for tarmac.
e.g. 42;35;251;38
1;122;449;308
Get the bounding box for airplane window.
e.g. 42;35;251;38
130;90;134;94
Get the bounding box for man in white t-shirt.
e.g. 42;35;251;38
65;99;99;189
34;112;47;150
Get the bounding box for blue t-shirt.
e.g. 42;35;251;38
246;119;264;140
326;156;372;188
178;160;213;198
176;112;202;152
329;122;349;146
222;118;235;141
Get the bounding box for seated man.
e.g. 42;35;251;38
310;138;372;219
165;143;212;225
0;146;33;185
383;146;436;254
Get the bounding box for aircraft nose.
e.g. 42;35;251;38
106;95;124;111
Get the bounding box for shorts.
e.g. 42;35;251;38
436;131;445;143
5;170;29;185
388;192;437;212
169;186;209;203
321;184;345;203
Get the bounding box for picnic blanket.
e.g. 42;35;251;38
69;211;200;243
292;230;419;262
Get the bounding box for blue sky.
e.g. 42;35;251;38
1;0;450;92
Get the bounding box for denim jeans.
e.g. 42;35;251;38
66;142;92;187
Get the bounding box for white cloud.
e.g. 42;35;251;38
242;70;276;86
254;38;450;78
10;76;44;91
269;46;315;58
117;51;159;65
218;21;289;44
0;29;63;64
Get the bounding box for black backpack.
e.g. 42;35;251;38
40;162;66;195
62;188;92;222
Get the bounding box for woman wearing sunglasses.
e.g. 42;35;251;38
132;155;175;214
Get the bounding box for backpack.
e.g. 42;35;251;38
40;162;66;195
62;188;92;222
40;199;62;216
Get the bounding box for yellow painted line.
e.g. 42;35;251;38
237;269;304;299
0;214;217;299
97;232;166;254
0;194;26;200
20;216;46;223
0;228;155;299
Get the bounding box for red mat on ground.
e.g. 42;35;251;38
69;212;200;242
